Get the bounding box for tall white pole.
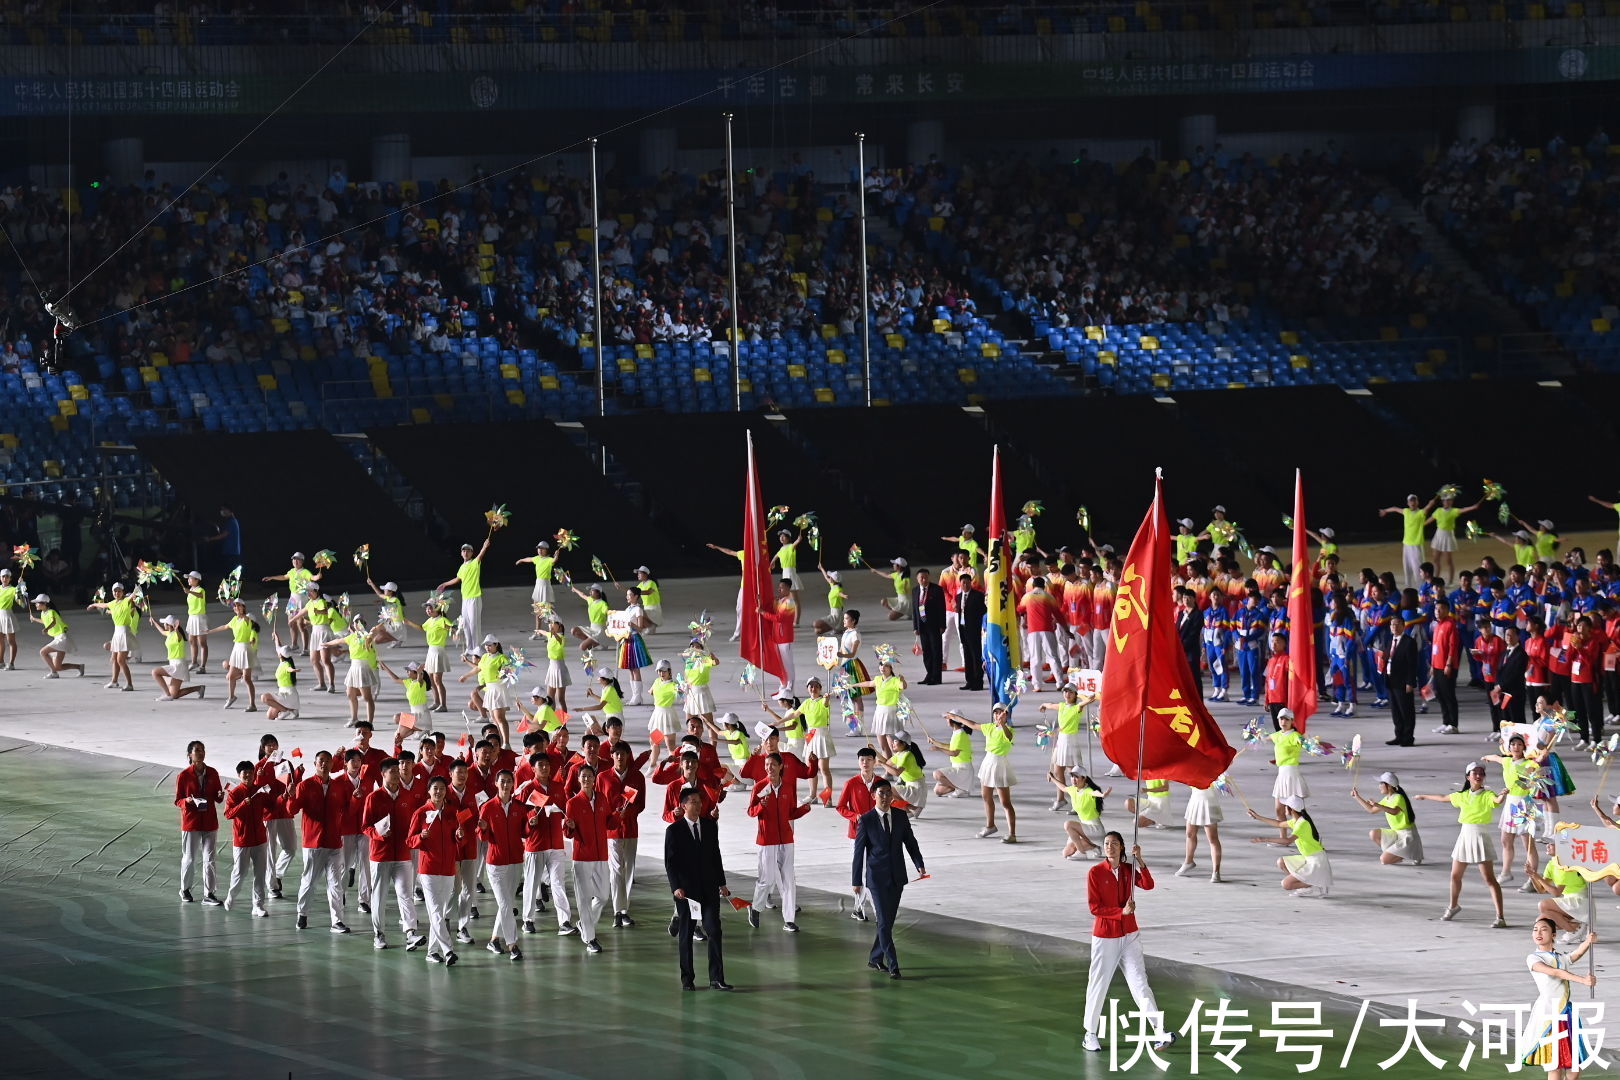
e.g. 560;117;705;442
590;138;604;417
725;113;741;412
857;132;871;408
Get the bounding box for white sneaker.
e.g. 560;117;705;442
1174;862;1196;877
1152;1032;1178;1050
1065;852;1088;861
43;672;58;679
1441;905;1460;921
156;695;173;703
1081;1033;1102;1053
104;681;119;689
1209;872;1223;883
1342;706;1355;717
976;826;998;838
1431;725;1450;733
1500;869;1515;885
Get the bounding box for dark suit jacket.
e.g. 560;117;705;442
1498;644;1528;692
958;587;986;632
912;581;946;633
851;807;924;889
1177;607;1200;666
665;815;727;899
1387;635;1419;686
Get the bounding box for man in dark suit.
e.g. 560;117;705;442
1384;615;1419;747
911;569;946;685
1176;588;1202;698
1497;624;1528;728
664;787;732;990
851;779;925;978
957;568;986;691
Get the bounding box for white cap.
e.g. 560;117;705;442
891;557;908;567
804;676;821;686
382;581;399;592
826;570;840;582
635;565;651;574
1538;519;1554;530
960;524;975;533
111;581;126;591
277;645;294;658
1466;760;1484;772
1259;545;1276;554
461;543;475;551
530;686;545;697
187;570;202;579
892;729;910;743
1060;682;1077;693
405;661;421;672
1320;528;1335;539
161;614;179;626
655;658;672;670
1378;771;1400;788
1177;517;1193;528
719;711;741;727
1212;505;1225;513
305;581;320;591
31;594;49;603
1098;544;1115;554
536;540;551;549
1277;707;1294;719
0;568;8;577
481;634;498;645
1514;530;1532;539
291;551;305;559
1406;493;1418;501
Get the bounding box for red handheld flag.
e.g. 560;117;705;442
289;747;303;758
728;896;751;911
1286;470;1319;731
649;728;664;746
527;790;550;808
1096;473;1237;787
456;808;475;827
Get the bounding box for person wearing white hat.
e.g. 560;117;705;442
1378;492;1436;589
617;586;655;706
1415;762;1507;926
0;567;18;670
1507;513;1561;564
770;529;806;628
261;640;301;720
150;612;207;701
940;523;981;572
646;659;683;757
1351;771;1424;866
30;594;84;678
875;557;911;621
515;539;558;639
632;566;662;631
261;552;321;655
1197;506;1236;551
289;582;334;691
364;576;407;649
459;634;513;748
1039;683;1094;810
86;581;138;691
1267;709;1309;830
1429;491;1482;583
436;538;491;660
537;617;573;715
704;541;748;642
379;659;433;737
321;615;386;728
181;570;211;673
200;598;259;709
822;566;847;628
1173;519;1199;566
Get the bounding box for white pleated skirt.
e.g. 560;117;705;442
1075;818;1105;843
47;633;74;655
1272;764;1309;811
1379;827;1424;863
480;681;510;710
184;614;208;636
805;726;835;759
531;579;554;605
424;645;449;674
275;687;301;712
1451;822;1497;865
228;642;253;671
1283;851;1333;890
978;753;1016;788
161;660;187;682
545;657;571;689
872;704;900;736
1184;785;1222;826
1050;730;1084;769
109;626;131;653
0;610;14;634
1136;793;1172;825
344;660;378;691
941;761;977;792
1431;528;1457;552
648;705;681;737
683;684;713;715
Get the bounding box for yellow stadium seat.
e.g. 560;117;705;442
1085;326;1105;341
1289;354;1311;369
828;350;847;364
1569;1;1585;14
1098;350;1117;365
256;374;277;390
1556;282;1574;299
932;318;951;333
139;366;159;383
821;324;838;339
1066;212;1083;227
299;345;317;362
816;207;834;223
500;364;519;379
1593;318;1612;333
957;368;978;384
1426;348;1449;364
412;408;432;424
616;357;637;373
271;318;291;334
1409;312;1429;329
814;387;836;403
1172;234;1191;248
981;343;1001;358
787;364;807;379
58;399;77;416
150;352;169;367
1279;330;1299;345
580;333;595;347
1151;373;1171;388
928;216;945;232
1226;382;1246;390
739;379;752;393
694;368;712;383
884;334;905;348
635;343;654;358
506;388;526;405
49;416;68;433
1139;336;1159;350
1108;15;1126;30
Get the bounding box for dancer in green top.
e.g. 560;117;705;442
1416;762;1507;927
86;581;137;691
1378;492;1436;589
1351;770;1424;866
1427;491;1482;583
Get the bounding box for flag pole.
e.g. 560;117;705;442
1128;468;1163;864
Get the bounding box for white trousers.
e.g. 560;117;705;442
776;642;796;695
1070;629;1091;669
572;860;609;942
944;610;961;668
296;846;346;925
734;586;745;638
460;596;482;656
523;849;572;926
608;837;637;914
225;842;267;912
267;818;299;880
487;862;520;946
1083;931;1162;1038
371;860;419;938
453;858;479;928
752;843;796;922
1090;629;1108;671
179;830;217;897
341;834;373;897
421;873;456;959
1026;629;1062;683
1401;544;1422;590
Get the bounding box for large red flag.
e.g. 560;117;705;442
1286;469;1319;731
738;431;785;679
1097;472;1236;786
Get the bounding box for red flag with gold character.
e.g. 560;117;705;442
1097;472;1237;786
1286;469;1319;731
